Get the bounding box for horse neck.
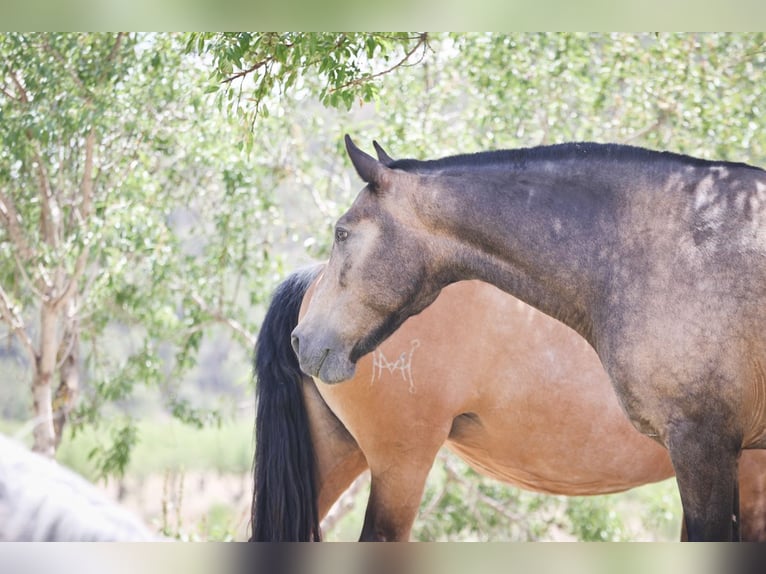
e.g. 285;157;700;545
420;164;622;343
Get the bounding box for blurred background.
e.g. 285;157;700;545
2;32;765;541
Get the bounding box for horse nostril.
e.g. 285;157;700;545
290;334;300;356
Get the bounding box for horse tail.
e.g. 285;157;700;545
251;264;324;542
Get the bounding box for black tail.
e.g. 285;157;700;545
250;264;324;541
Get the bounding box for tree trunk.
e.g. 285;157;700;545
53;303;79;449
32;303;58;457
32;369;56;457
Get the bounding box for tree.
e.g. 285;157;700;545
0;33;282;467
1;33;139;456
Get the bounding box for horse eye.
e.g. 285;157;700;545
335;228;349;243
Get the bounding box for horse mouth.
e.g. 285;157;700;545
315;348;330;377
317;348;358;385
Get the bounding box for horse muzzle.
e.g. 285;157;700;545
291;326;357;384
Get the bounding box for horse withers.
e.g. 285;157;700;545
291;137;766;541
254;266;766;541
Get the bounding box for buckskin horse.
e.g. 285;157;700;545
254;266;766;541
291;136;766;541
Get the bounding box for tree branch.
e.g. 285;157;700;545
55;304;79;371
0;284;37;360
105;33;126;64
420;452;535;539
13;251;45;300
37;262;54;292
52;249;88;312
320;472;370;535
221;34;290;85
221;56;274;85
2;77;51;262
32;141;59;249
326;33;430;95
43;38;90;99
0;189;34;262
189;292;256;348
0;83;21;102
620;114;666;144
52;128;96;312
8;69;29;103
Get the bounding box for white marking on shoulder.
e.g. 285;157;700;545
370;339;421;393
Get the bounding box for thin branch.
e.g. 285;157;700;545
52;248;88;312
620;115;666;144
309;174;337;219
2;70;54;274
327;33;430;95
76;266;102;319
8;69;29;103
105;33;126;64
320;472;370;535
189;292;256;348
0;83;21;102
51;128;97;312
55;301;79;370
37;262;54;292
42;37;90;99
725;40;766;70
0;189;35;262
221;35;293;85
441;460;529;528
0;284;37;360
222;57;274;85
222;32;428;90
32;141;58;249
13;251;45;300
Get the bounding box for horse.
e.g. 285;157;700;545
253;265;766;541
0;434;158;541
291;136;766;541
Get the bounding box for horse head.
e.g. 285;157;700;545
291;136;448;384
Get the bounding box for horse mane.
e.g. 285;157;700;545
388;142;764;174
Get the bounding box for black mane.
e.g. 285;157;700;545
388;142;763;174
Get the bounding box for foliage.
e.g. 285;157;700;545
56;416;253;481
452;33;766;159
320;452;681;541
188;32;430;126
0;33;281;475
413;453;635;542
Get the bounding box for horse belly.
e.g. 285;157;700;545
445;409;674;496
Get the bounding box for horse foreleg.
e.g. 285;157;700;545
359;442;445;542
679;481;740;541
738;450;766;541
668;422;741;541
303;378;369;523
732;477;740;540
359;466;431;541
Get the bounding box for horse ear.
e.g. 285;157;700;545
345;135;389;188
372;140;394;166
